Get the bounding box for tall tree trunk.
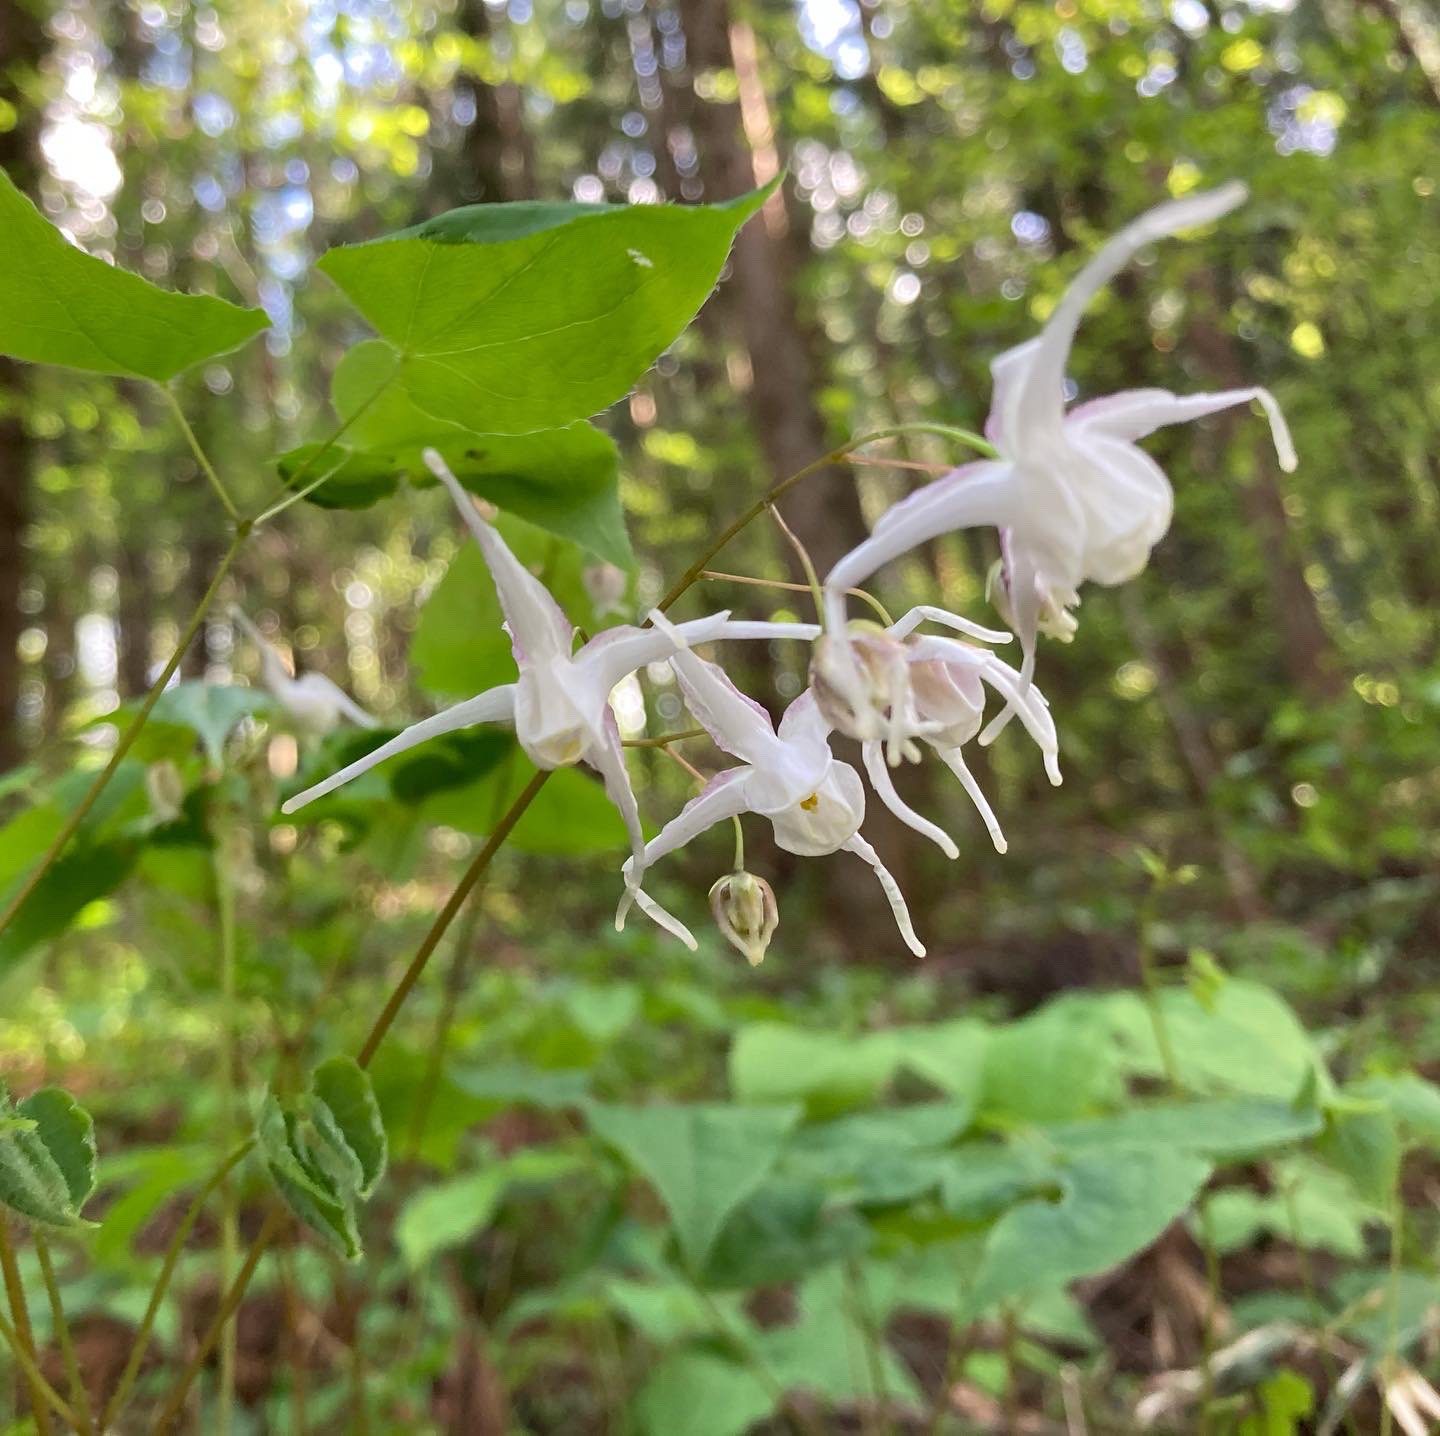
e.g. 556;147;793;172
682;0;867;581
0;0;44;770
461;0;538;202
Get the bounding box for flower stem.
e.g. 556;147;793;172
211;817;241;1436
656;424;994;614
101;1140;256;1431
621;728;707;749
0;1303;73;1430
151;1206;286;1436
766;504;824;623
160;385;241;523
0;1215;51;1436
0;529;248;940
34;1236;92;1435
356;767;551;1069
701;570;894;626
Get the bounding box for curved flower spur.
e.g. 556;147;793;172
231;605;379;736
821;182;1296;743
855;608;1062;861
616;636;926;958
281;451;818;898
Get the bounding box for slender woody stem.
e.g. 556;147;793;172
0;1304;74;1429
211;819;241;1436
356;768;552;1069
161;385;241;523
0;531;248;939
0;1214;51;1436
151;1207;286;1436
34;1236;92;1435
101;1141;256;1431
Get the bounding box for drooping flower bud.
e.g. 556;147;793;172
708;870;779;967
145;761;185;823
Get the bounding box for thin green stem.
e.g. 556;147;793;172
0;1214;52;1436
101;1140;256;1432
152;1206;286;1436
160;385;241;523
357;767;551;1069
212;820;241;1436
0;1304;74;1429
0;530;248;940
657;424;994;614
845;1261;892;1436
34;1237;92;1435
405;893;485;1158
621;728;707;749
1380;1184;1405;1436
702;570;895;627
250;379;390;526
766;504;824;623
731;817;745;873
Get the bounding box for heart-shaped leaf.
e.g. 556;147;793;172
0;168;267;380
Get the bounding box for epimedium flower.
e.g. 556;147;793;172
281;451;818;900
822;181;1296;743
810;605;1015;768
855;609;1062;860
231;606;378;736
617;634;926;958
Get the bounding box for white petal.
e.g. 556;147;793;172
888;605;1012;645
862;740;959;859
768;759;864;855
297;673;380;729
1006;184;1249;453
616;885;698;949
424;448;574;665
1068;384;1296;472
825;461;1014;594
670;650;783;767
843;834;926;957
630;767;753;873
583;710;647;872
231;605;295;694
932;744;1008;853
280;685;517;813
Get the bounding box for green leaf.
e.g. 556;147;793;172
1315;1102;1399;1207
317;184;774;434
969;1147;1211;1311
635;1351;773;1436
395;1169;508;1269
0;168;267;380
1043;1096;1324;1162
1350;1073;1440;1148
980;999;1127;1123
0;841;136;972
256;1095;361;1262
149;683;276;767
17;1090;97;1210
588;1101;801;1271
701;1180;870;1289
0;1085;97;1228
284;339;633;565
728;1024;901;1113
310;1057;387;1200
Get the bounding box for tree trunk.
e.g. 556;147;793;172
461;0;538;202
0;0;44;770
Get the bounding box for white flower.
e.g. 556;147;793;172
617;642;925;957
810;605;1013;765
855;608;1061;860
281;452;817;900
231;606;378;736
824;182;1296;741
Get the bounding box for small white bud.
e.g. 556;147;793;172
583;561;629;617
708;870;779;967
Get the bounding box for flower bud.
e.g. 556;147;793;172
582;561;629;618
144;761;185;823
708;870;779;967
809;626;928;765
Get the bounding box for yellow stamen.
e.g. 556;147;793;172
800;793;819;812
